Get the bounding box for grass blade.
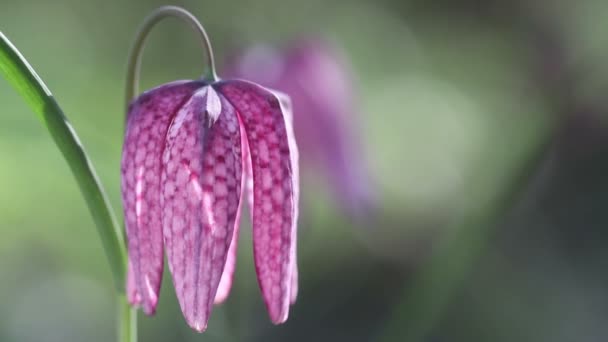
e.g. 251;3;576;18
0;31;127;291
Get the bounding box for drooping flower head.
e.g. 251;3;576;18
121;7;299;332
223;37;375;218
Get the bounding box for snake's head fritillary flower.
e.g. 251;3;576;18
224;37;375;218
122;79;299;331
121;7;299;332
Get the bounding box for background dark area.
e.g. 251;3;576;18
2;0;608;341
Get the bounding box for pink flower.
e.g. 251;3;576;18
224;38;375;218
121;79;299;331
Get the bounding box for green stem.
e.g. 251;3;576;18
118;295;138;342
125;5;218;112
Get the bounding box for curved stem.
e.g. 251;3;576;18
125;5;217;111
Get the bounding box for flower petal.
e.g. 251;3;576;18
121;80;201;315
287;39;375;217
214;120;251;305
161;86;242;332
126;261;140;305
213;217;239;305
218;80;299;324
278;91;300;305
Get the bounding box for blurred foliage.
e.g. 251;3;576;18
1;0;608;341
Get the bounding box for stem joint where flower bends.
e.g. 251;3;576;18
125;5;217;112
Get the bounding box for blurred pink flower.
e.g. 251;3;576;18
223;38;375;218
121;78;299;331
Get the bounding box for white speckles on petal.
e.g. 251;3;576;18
214;182;228;197
258;140;269;163
261;170;272;189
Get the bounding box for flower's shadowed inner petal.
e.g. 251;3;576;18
214;220;239;305
215;114;251;305
121;80;201;315
161;86;242;332
218;80;299;324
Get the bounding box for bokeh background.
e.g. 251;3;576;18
2;0;608;341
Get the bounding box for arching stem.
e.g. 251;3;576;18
125;5;218;111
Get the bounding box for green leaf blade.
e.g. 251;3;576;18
0;31;127;292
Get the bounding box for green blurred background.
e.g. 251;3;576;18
2;0;608;341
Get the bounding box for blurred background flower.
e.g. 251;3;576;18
223;37;377;220
2;0;608;341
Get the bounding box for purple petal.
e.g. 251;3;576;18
275;91;300;305
214;218;239;305
288;40;375;217
126;261;140;305
121;80;201;315
218;80;299;324
214;122;251;305
161;86;242;332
